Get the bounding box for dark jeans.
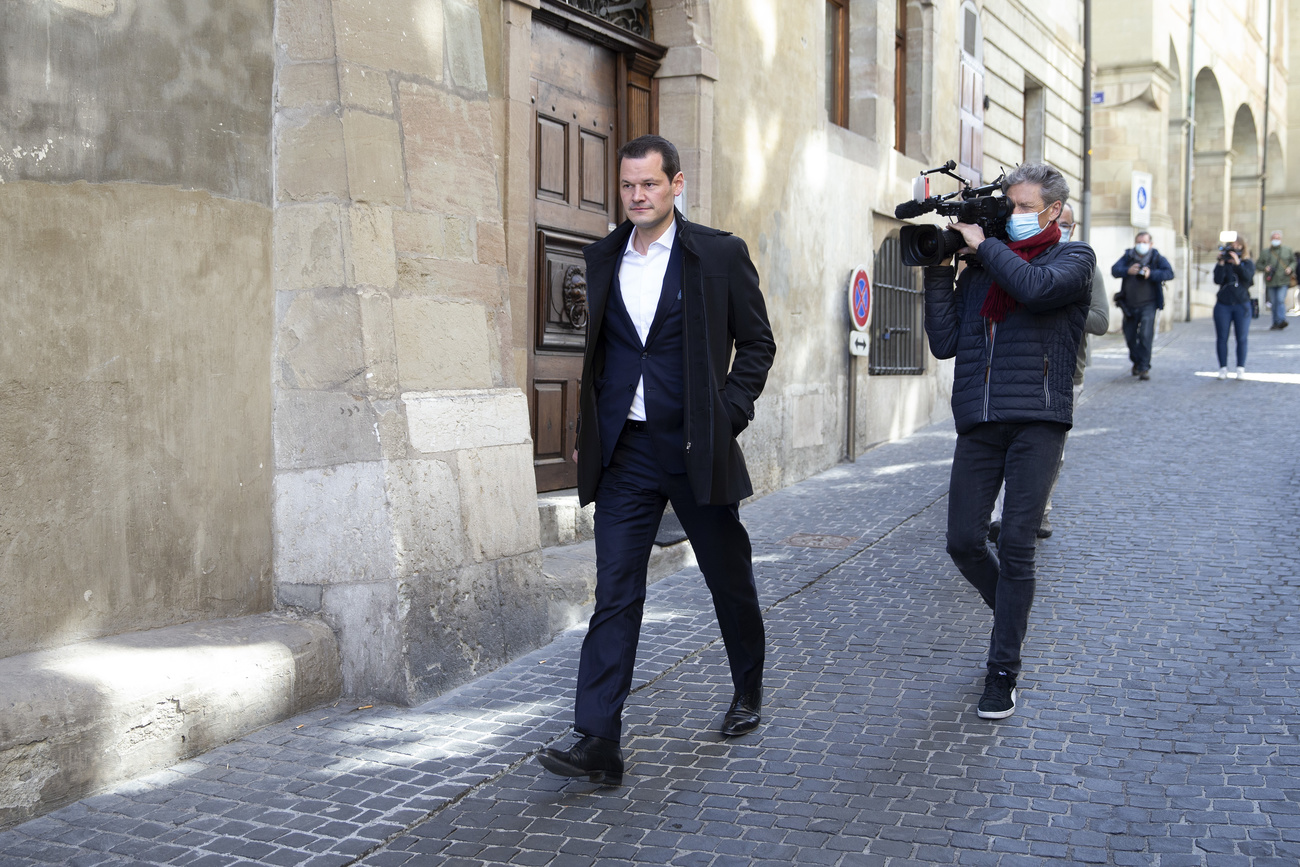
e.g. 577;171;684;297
575;426;764;742
1122;302;1157;372
1213;301;1251;367
1266;285;1288;325
946;421;1068;678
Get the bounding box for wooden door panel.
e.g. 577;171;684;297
536;115;569;201
579;129;609;211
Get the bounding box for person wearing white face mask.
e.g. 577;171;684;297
1111;232;1175;381
923;163;1095;720
1257;231;1293;330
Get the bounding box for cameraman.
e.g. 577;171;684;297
1212;236;1255;379
1110;231;1174;380
923;163;1094;720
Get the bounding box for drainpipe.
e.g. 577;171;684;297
1182;0;1197;321
1082;0;1092;243
1258;0;1273;257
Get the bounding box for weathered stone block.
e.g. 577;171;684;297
340;63;394;114
398;553;549;699
275;288;366;390
457;443;540;561
0;614;340;828
277;61;340;109
476;219;506;266
344;204;398;288
319;580;405;701
333;0;443;80
385;458;467;574
396;257;508;305
274;202;345;292
400;82;500;215
274;462;396;585
273;389;381;470
343;111;406;206
277;0;336;62
392;298;494;389
357;289;400;398
443;0;489;93
276;114;348;202
403;388;531;453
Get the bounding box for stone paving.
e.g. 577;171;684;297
2;315;1298;866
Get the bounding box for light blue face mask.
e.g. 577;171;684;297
1007;206;1050;242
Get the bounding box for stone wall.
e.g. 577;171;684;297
271;0;548;704
0;0;276;657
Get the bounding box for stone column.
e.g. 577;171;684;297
272;0;546;704
1192;149;1232;251
653;0;716;225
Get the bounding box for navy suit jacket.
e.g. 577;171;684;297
576;212;776;506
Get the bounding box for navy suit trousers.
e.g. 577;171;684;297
574;426;765;742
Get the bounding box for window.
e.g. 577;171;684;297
870;236;925;375
958;2;985;182
894;0;907;151
1023;77;1045;163
826;0;848;127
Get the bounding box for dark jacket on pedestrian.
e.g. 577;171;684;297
1213;257;1256;306
1110;247;1174;313
924;237;1095;435
1257;244;1294;287
576;210;776;507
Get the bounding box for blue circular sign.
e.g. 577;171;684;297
1137;187;1148;209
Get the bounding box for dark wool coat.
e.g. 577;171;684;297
576;211;776;506
924;237;1095;435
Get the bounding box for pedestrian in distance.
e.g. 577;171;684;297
987;203;1108;543
924;162;1094;720
1258;230;1293;330
1212;235;1255;380
537;135;776;786
1111;231;1174;381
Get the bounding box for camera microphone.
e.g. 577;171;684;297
894;200;930;219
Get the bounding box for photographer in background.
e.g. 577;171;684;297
1110;231;1174;381
923;163;1094;720
1258;230;1292;330
1212;235;1255;379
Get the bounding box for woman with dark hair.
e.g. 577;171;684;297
1212;235;1255;380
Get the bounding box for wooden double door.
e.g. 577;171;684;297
527;3;663;492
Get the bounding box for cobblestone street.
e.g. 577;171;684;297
3;315;1298;866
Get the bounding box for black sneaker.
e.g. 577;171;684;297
977;672;1017;719
987;521;1001;544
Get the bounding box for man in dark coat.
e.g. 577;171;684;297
537;135;776;785
1111;231;1174;380
923;162;1094;720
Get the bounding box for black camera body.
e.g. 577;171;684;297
894;161;1012;267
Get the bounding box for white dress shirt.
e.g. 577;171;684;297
617;219;677;421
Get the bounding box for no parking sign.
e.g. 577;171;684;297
849;266;871;331
848;266;871;358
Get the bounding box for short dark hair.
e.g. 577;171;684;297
618;135;682;180
1135;231;1152;242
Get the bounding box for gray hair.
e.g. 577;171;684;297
1002;163;1070;208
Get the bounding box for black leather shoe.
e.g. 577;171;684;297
720;689;762;737
537;735;624;785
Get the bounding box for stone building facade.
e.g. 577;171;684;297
1090;0;1294;323
1;0;1093;821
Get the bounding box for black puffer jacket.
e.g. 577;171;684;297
924;238;1095;435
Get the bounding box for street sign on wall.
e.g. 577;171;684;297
849;266;871;331
1131;171;1152;229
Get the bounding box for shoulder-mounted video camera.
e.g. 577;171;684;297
894;161;1011;267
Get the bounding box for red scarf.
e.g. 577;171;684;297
980;221;1063;322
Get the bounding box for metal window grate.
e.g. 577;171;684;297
869;236;925;375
